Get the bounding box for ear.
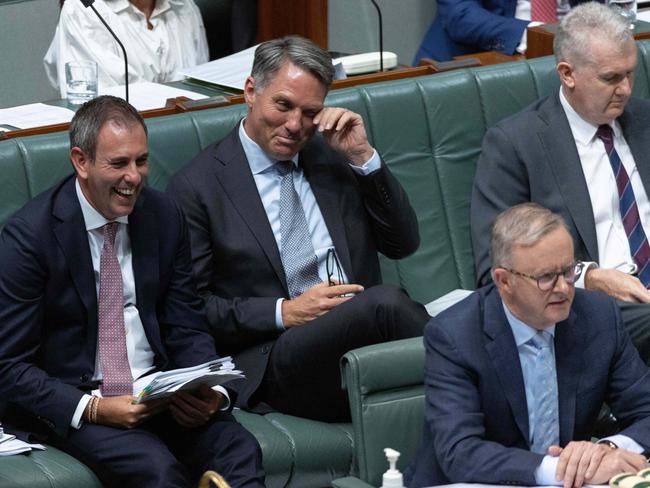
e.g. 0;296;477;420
492;268;512;294
557;61;576;89
70;146;91;180
243;76;256;109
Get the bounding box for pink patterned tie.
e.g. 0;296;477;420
531;0;558;23
98;222;132;396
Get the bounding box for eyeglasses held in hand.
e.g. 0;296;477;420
326;248;344;286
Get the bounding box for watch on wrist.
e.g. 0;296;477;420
598;439;618;450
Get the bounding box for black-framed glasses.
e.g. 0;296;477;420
500;261;584;291
326;248;344;286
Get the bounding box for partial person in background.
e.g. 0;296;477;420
44;0;209;97
231;0;257;52
412;0;596;63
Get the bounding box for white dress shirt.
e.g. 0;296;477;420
238;120;381;328
559;88;650;283
44;0;209;97
503;303;643;485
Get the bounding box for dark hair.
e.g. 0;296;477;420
69;95;147;161
251;36;335;92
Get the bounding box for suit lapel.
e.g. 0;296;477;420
537;94;599;261
484;292;530;444
213;127;288;293
301;143;354;282
128;191;161;349
555;309;581;445
52;177;98;361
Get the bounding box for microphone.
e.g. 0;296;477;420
79;0;129;103
369;0;384;71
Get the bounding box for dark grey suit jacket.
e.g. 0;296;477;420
167;125;420;407
408;285;650;487
471;93;650;286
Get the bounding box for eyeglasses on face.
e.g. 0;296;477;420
499;261;584;291
326;248;344;286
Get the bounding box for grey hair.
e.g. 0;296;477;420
250;36;335;92
69;95;147;162
554;1;633;67
490;203;570;269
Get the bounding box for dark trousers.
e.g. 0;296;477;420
257;284;429;423
51;411;264;488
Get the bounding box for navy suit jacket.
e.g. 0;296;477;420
408;285;650;487
413;0;595;63
471;94;650;286
0;175;219;439
167;124;420;407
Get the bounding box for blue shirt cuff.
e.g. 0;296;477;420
348;149;380;175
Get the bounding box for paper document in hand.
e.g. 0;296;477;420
133;357;244;403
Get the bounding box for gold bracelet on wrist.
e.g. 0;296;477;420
93;397;100;424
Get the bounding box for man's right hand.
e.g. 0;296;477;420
89;395;167;429
585;267;650;303
281;282;364;328
551;441;610;488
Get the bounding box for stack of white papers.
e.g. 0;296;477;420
0;103;75;130
132;357;244;404
0;431;45;456
179;45;258;91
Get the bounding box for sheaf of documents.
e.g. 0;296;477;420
132;357;244;404
179;44;258;91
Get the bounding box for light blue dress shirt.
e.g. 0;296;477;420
238;119;381;328
502;303;642;485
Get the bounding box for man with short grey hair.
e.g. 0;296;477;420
471;2;650;359
168;36;429;422
409;203;650;488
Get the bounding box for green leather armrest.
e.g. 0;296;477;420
331;475;376;488
341;337;425;486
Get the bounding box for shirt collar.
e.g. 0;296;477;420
238;119;299;176
559;87;621;145
502;301;556;347
106;0;175;17
75;178;129;231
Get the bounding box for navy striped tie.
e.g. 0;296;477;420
596;124;650;287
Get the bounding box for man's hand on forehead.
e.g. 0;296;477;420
313;107;375;166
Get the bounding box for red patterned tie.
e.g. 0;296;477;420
98;222;133;396
531;0;558;23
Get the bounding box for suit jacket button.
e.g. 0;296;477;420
80;374;89;382
261;345;270;354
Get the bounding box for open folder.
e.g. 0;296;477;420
132;357;244;404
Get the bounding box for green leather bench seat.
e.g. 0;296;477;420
2;40;650;486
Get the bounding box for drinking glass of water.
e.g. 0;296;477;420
65;61;98;105
607;0;637;27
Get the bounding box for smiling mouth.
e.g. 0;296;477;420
113;187;136;197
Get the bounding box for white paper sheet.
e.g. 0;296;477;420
179;45;258;91
99;82;208;111
0;103;75;130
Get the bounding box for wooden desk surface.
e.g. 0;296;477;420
527;20;650;58
0;65;444;140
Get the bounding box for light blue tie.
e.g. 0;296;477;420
277;161;322;298
530;331;559;454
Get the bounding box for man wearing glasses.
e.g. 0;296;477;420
409;203;650;488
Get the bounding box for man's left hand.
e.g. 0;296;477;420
169;384;224;428
313;107;374;166
585;448;648;485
